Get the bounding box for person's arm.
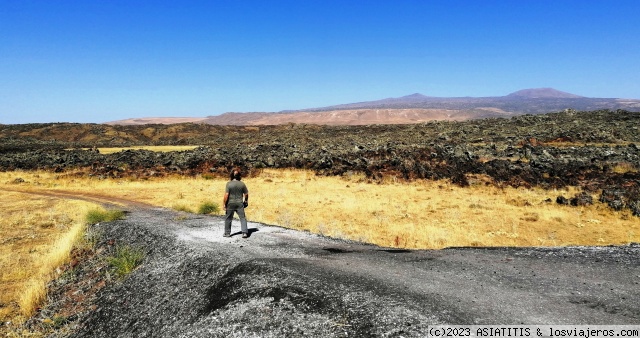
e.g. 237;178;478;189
243;193;249;206
223;192;229;210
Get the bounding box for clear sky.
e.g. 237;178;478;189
1;0;639;124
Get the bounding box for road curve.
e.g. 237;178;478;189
62;204;640;338
6;189;637;337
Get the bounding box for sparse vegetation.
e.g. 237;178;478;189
107;245;145;279
197;201;220;214
81;226;102;250
85;208;126;225
172;204;194;213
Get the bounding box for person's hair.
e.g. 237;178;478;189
229;168;242;181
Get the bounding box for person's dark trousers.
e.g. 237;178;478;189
224;202;248;235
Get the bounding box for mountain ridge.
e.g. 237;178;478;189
505;88;585;99
302;88;588;112
106;88;640;125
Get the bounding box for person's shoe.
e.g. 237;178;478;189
223;233;231;238
242;233;249;238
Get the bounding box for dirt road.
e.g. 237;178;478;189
54;201;639;338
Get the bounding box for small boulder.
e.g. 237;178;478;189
556;196;569;205
600;189;626;211
570;192;593;206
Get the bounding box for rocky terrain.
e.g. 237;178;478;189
4;109;640;337
24;204;640;337
2;109;640;215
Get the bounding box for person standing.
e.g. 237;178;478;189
223;168;249;238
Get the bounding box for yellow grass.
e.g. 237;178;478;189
247;170;639;248
612;162;638;174
94;145;199;154
2;169;638;251
0;190;98;328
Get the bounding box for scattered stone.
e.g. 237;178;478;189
570;192;593;206
556;196;569;205
629;200;640;217
600;189;626;211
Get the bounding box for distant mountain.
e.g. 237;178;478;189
106;117;207;125
321;93;435;111
106;88;640;125
505;88;584;99
300;88;622;113
201;108;510;126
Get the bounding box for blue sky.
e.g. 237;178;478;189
1;1;639;124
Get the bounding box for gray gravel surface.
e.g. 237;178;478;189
71;207;640;337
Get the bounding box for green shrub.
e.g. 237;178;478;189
76;227;102;251
42;315;68;328
85;208;126;225
107;245;144;278
172;204;193;213
107;209;126;221
197;201;220;214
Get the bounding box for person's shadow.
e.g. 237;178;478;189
230;228;259;238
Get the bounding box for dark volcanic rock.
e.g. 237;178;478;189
629;200;640;217
600;189;628;211
2;110;640;215
570;192;593;206
556;196;570;205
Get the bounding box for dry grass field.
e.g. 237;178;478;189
89;145;199;154
0;190;99;330
1;167;638;333
3;168;638;248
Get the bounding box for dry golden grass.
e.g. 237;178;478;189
247;170;639;248
93;145;199;154
612;162;638;174
0;190;99;328
2;169;638;251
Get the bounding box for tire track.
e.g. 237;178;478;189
0;187;155;209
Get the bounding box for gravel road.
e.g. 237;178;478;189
69;206;639;337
